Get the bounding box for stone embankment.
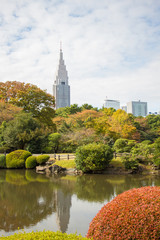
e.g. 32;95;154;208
36;160;82;175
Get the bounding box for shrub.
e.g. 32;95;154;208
0;230;88;240
36;155;50;165
0;154;6;168
121;155;138;170
6;150;31;168
131;143;153;164
113;138;136;153
25;156;37;169
75;143;113;172
153;157;160;169
87;186;160;240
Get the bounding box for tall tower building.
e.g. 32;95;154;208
53;46;70;109
104;97;120;110
127;100;147;117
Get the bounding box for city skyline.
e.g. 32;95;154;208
0;0;160;112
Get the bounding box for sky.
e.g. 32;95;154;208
0;0;160;112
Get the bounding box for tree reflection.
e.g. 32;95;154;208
75;174;114;202
0;170;56;232
0;169;159;235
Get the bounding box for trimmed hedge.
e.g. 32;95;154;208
0;230;89;240
75;143;113;172
0;154;6;168
6;150;32;168
36;155;50;165
87;186;160;240
25;156;37;169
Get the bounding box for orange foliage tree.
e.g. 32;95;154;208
0;81;55;127
93;109;139;140
0;101;22;125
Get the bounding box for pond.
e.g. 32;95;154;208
0;170;159;237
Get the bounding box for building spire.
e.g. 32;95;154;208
60;41;62;51
53;45;70;109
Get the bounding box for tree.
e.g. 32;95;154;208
109;110;137;139
55;104;82;117
44;133;61;153
0;81;55;127
81;103;94;110
0;101;22;125
113;138;136;153
152;137;160;168
2;113;49;150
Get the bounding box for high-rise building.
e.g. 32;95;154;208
53;46;70;109
121;106;127;112
104;97;120;110
127;100;147;117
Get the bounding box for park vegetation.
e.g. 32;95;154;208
0;81;160;171
87;186;160;240
1;149;49;169
0;231;89;240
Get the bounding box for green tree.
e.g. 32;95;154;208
114;138;136;153
81;103;93;110
44;133;61;153
2;113;48;150
130;141;153;164
152;137;160;168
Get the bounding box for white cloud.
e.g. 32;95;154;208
0;0;160;112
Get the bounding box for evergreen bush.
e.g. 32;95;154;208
0;154;6;168
113;138;136;153
6;150;31;168
75;143;113;172
0;230;89;240
121;155;138;170
87;186;160;240
25;156;37;169
36;155;50;165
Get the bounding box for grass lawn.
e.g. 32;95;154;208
54;159;76;169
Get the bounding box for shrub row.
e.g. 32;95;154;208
0;150;50;169
0;230;88;240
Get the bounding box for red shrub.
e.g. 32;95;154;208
87;186;160;240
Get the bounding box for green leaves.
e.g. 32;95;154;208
0;230;89;240
2;113;46;150
75;143;113;172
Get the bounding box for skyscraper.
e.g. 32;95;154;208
104;97;120;110
53;46;70;109
127;100;147;117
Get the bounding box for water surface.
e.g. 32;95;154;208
0;170;159;237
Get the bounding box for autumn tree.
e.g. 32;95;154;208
0;100;22;125
0;81;55;127
109;110;137;139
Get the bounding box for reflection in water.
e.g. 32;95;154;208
0;170;159;236
55;189;71;232
0;170;56;232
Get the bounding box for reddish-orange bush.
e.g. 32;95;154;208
87;186;160;240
